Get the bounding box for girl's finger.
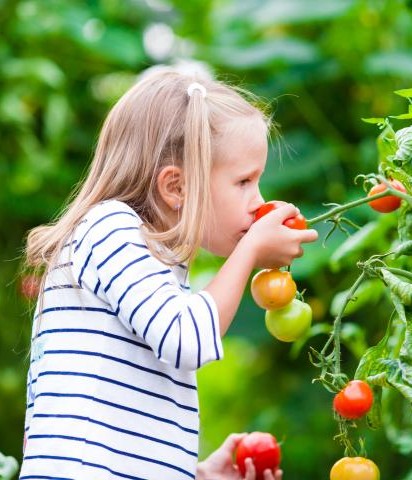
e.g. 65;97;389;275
243;457;256;480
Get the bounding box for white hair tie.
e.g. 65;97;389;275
187;82;207;98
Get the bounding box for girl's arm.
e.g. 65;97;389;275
205;204;318;336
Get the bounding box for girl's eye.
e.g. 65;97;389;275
239;179;250;186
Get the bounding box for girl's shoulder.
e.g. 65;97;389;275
72;199;143;246
85;199;141;223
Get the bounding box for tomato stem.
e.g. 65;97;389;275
307;189;412;226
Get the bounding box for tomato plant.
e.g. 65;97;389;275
251;269;296;310
304;90;412;467
254;201;307;229
330;457;380;480
235;432;281;480
333;380;373;420
265;299;312;342
367;179;407;213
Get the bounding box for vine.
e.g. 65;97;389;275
306;88;412;465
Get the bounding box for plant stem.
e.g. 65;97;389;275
331;272;367;376
308;189;412;226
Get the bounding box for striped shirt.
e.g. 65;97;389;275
20;200;223;480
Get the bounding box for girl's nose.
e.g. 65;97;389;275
251;191;265;212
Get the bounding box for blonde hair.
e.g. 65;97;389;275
25;70;269;277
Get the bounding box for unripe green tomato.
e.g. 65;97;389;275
265;299;312;342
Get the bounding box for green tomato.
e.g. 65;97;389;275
265;299;312;342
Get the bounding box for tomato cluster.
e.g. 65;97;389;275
235;432;281;480
251;202;312;342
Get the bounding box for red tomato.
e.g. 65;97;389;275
367;179;406;213
20;274;41;300
254;201;307;229
251;269;297;310
236;432;281;480
333;380;373;419
330;457;380;480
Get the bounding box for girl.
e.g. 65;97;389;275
21;70;317;480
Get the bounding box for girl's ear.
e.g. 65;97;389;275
157;165;185;211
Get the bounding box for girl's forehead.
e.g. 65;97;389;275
212;116;268;169
215;115;267;140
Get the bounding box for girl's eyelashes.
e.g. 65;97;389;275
239;178;251;186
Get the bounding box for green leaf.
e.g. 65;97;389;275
365;52;412;77
0;452;19;480
252;0;356;27
394;88;412;99
330;279;384;317
361;117;385;124
329;219;393;271
207;38;320;69
390;113;412;120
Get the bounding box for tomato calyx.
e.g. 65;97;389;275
254;201;307;229
367;179;407;213
333;380;373;420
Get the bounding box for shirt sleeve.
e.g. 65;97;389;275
71;201;223;371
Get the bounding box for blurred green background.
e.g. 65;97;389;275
1;0;412;478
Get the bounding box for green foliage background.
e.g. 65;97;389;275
1;0;412;478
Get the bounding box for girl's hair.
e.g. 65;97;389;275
25;70;269;275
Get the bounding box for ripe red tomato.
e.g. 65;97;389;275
265;299;312;342
333;380;373;419
254;201;307;229
20;274;41;300
251;269;297;310
236;432;281;480
330;457;380;480
367;179;406;213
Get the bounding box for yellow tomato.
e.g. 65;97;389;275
330;457;380;480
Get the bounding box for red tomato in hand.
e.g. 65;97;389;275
367;179;406;213
251;269;297;310
330;457;380;480
236;432;281;480
254;201;307;229
333;380;373;419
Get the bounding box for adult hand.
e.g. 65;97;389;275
196;433;283;480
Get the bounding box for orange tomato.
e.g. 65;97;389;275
251;269;296;310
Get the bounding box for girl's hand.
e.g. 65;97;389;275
245;203;318;269
196;433;283;480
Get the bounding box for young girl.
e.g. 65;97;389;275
21;70;317;480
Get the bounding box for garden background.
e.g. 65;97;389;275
1;0;412;478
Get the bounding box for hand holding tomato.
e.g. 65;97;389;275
333;380;373;419
197;433;282;480
235;432;282;480
254;201;308;229
246;203;318;269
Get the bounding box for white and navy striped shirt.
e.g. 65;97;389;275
20;200;223;480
